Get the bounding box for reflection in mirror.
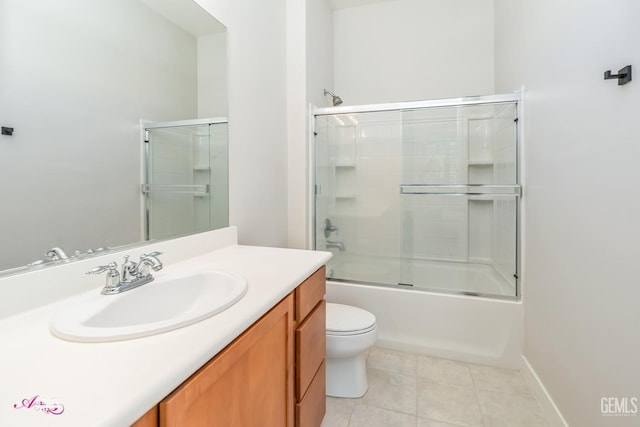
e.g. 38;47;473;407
0;0;228;274
143;118;228;241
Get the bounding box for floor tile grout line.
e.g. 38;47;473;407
342;347;552;427
465;361;488;427
345;400;355;427
470;370;489;426
415;364;419;425
473;386;552;426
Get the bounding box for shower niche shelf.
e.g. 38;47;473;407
467;195;495;201
468;162;494;184
335;162;356;168
334;166;357;201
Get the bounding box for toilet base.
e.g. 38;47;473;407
326;352;368;398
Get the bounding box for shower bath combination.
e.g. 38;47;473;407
312;93;521;300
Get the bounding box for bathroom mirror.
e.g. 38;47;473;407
0;0;228;274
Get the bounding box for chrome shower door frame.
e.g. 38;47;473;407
309;93;523;300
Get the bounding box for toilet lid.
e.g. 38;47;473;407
326;303;376;334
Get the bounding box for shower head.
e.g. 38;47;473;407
324;89;343;106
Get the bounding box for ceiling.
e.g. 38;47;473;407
139;0;225;36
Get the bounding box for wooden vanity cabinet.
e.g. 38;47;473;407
159;293;295;427
294;266;327;427
131;267;326;427
131;407;157;427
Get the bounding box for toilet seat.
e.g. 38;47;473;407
326;303;376;336
326;324;377;336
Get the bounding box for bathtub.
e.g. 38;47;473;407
325;278;523;368
327;254;516;297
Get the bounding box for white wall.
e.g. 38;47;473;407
287;0;335;249
496;0;640;425
195;0;289;247
333;0;495;105
197;32;228;118
306;0;336;109
0;0;197;269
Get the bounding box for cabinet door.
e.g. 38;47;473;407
131;407;157;427
159;294;295;427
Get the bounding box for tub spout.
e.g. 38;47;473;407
326;240;345;252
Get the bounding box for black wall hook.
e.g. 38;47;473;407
1;126;14;136
604;65;632;85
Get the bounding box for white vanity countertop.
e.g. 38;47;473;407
0;243;331;426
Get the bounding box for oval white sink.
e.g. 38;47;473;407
50;270;248;342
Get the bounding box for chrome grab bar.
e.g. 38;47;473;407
400;184;521;197
141;184;209;196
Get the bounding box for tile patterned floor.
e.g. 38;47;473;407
321;347;550;427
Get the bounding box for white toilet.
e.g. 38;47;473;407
325;303;377;398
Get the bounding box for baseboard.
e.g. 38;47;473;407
521;355;569;427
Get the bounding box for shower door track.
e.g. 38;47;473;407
327;277;519;301
313;93;520;116
144;117;228;129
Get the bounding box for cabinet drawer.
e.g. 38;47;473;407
296;266;326;322
296;300;325;400
296;360;326;427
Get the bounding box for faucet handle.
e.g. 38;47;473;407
46;247;69;260
86;262;118;275
144;251;163;257
324;219;339;238
87;262;121;293
122;254;136;267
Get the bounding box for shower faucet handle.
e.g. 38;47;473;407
324;219;339;238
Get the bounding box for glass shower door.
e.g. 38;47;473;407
399;103;519;296
313;96;520;298
144;121;224;240
314;110;406;284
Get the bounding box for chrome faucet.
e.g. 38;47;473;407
324;219;339;238
46;247;69;261
137;252;164;276
87;252;163;295
326;240;345;252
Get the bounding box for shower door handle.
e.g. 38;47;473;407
400;184;521;197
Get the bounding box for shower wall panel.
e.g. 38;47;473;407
147;129;196;240
402;110;469;262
